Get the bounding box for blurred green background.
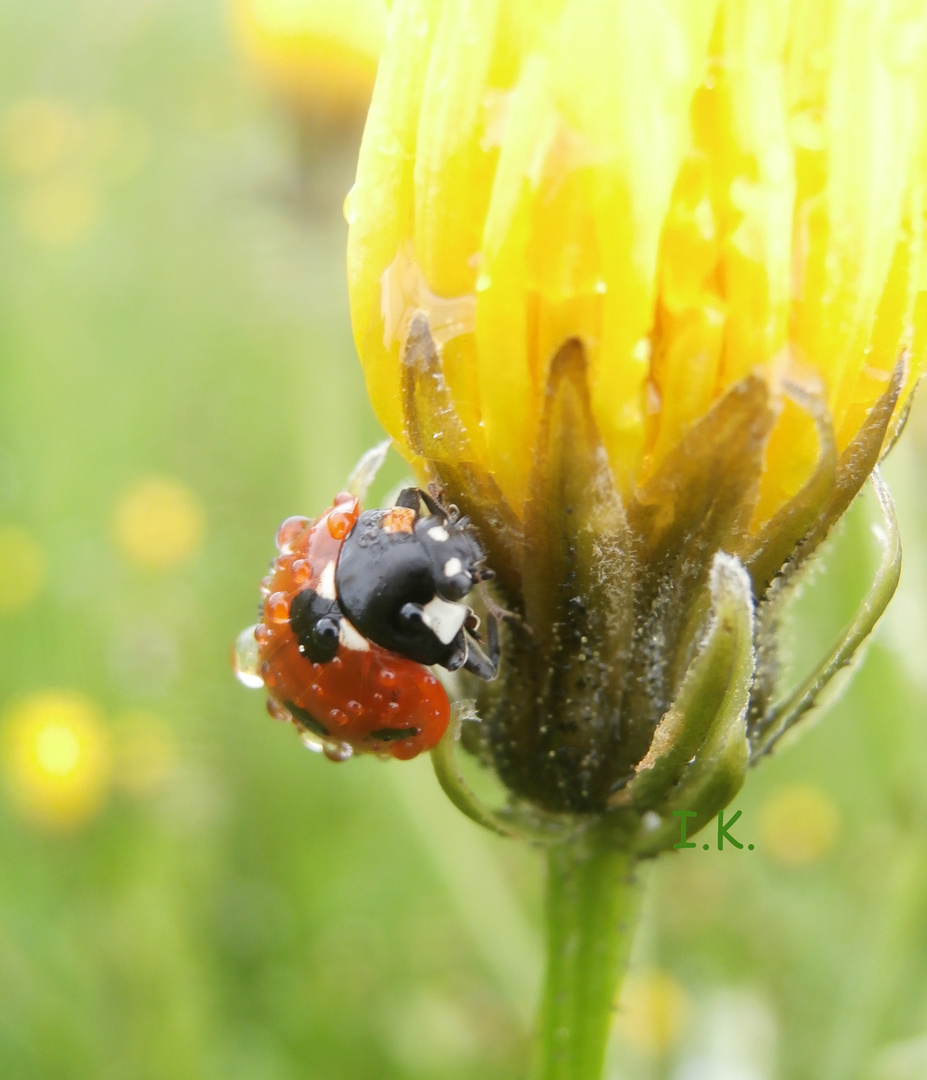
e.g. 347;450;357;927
2;3;927;1079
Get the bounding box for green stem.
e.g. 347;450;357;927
532;835;644;1080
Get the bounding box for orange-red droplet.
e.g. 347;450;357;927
291;559;311;585
276;516;310;553
327;512;353;540
267;592;289;623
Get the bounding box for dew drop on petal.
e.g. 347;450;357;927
233;626;264;689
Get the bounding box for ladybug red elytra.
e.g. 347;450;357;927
234;487;498;761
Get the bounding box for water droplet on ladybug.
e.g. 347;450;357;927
327;512;353;540
323;739;354;762
276;516;310;553
300;730;325;754
266;698;292;723
291;559;311;585
233;626;264;689
347;700;364;717
267;592;289;623
329;707;348;726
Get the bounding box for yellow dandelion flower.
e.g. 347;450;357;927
2;691;112;831
346;0;925;830
233;0;388;123
113;476;205;569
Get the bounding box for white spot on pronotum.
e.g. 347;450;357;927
427;525;450;543
339;620;370;651
421;595;469;645
443;557;463;579
316;560;337;600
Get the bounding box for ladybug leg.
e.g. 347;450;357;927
394;487;423;511
419;485;456;522
462;606;501;680
394;485;457;522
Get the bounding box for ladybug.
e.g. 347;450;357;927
234;487;498;761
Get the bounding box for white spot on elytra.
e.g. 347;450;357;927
427;525;449;543
421;595;469;645
339;620;370;651
443;557;463;579
316;560;337;599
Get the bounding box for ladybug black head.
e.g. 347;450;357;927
289;587;342;664
413;513;486;602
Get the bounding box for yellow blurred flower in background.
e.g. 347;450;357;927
2;691;112;831
233;0;387;124
1;99;83;177
615;969;690;1059
113;476;205;569
112;710;177;797
1;97;149;246
0;525;45;614
759;783;840;866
